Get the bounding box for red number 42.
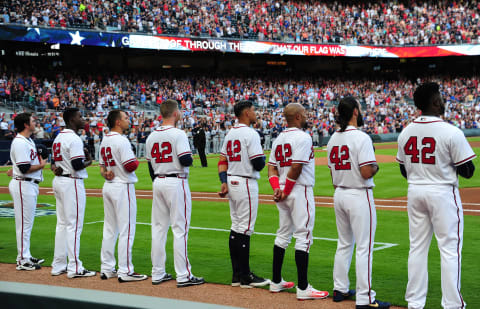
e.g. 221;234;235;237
329;145;351;170
404;136;436;164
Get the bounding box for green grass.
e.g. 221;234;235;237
0;193;479;308
1;147;479;198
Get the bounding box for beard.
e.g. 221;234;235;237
357;113;364;127
302;120;308;129
439;104;445;116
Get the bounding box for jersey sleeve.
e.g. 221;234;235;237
450;129;477;166
119;137;137;166
247;130;264;160
291;134;312;164
145;134;152;161
70;137;85;161
98;140;105;166
220;137;227;157
176;130;192;158
12;140;32;165
396;132;406;164
358;134;377;167
268;143;277;166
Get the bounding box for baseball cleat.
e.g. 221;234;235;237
100;270;117;280
118;272;148;283
333;289;356;302
356;300;391;309
16;262;41;271
30;257;45;265
177;276;205;287
152;273;173;285
51;268;67;276
240;272;270;288
231;273;240;287
68;269;97;278
296;284;329;300
269;279;295;292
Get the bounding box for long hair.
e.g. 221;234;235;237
336;97;358;132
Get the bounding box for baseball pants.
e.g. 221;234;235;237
101;183;137;276
406;185;465;309
52;176;86;276
333;188;377;306
9;179;39;264
274;185;315;252
227;176;258;236
151;177;193;282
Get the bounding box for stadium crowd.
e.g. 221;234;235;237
2;0;480;45
1;71;479;158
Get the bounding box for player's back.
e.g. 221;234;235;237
52;129;88;178
10;135;43;180
146;126;191;176
327;126;376;189
397;116;476;186
269;128;315;186
99;132;138;183
221;124;264;179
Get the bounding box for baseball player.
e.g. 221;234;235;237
268;103;328;300
146;99;204;287
218;100;269;288
51;108;96;278
99;110;147;282
327;97;390;309
397;83;476;309
8;113;46;270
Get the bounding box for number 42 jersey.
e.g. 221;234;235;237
268;128;315;186
396;116;476;186
99;132;138;183
327;126;376;189
220;124;264;179
146;126;192;176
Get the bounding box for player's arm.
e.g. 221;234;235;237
218;154;228;197
457;161;475;179
147;161;156;181
359;163;379;179
280;163;303;200
268;164;282;202
179;154;193;166
250;156;265;171
17;158;47;174
399;164;407;179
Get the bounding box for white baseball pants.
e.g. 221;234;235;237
406;185;465;309
9;179;39;264
52;176;86;275
227;176;258;236
333;188;377;306
101;182;137;276
151;177;193;282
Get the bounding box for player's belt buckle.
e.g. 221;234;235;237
227;174;255;180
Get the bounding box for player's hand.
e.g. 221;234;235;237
6;169;13;177
273;188;282;202
53;166;63;176
104;170;115;181
278;191;288;202
218;183;228;198
39;156;47;168
84;147;92;161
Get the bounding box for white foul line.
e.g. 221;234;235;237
85;221;398;251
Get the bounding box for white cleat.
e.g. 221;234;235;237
270;279;295;292
296;284;329;300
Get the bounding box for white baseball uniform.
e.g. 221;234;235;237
397;116;476;309
146;125;194;283
220;124;264;236
51;128;89;276
8;134;43;264
268;128;315;252
99;132;138;277
327;126;378;306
